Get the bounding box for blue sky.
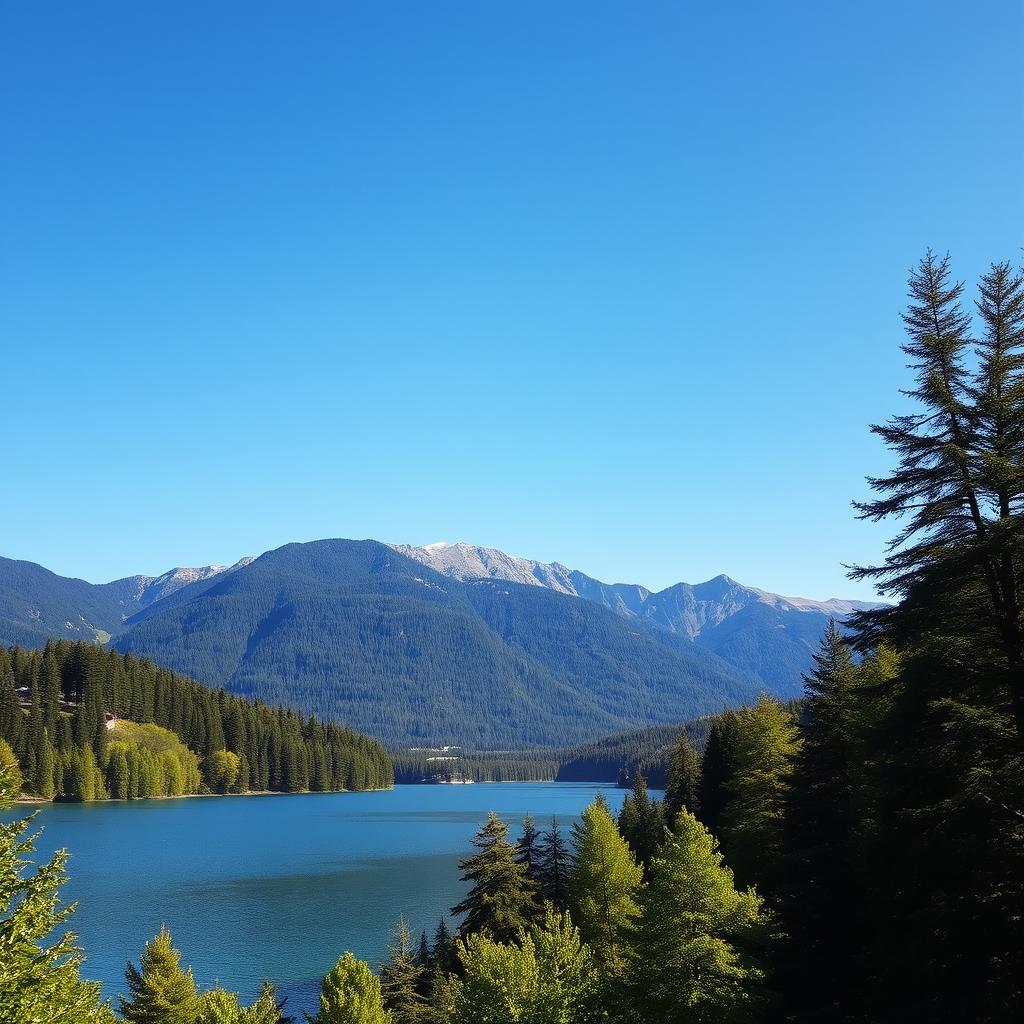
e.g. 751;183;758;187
1;1;1021;599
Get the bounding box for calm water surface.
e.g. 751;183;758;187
3;783;626;1017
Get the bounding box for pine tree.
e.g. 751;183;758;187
0;781;115;1023
698;710;740;835
626;809;768;1023
568;796;643;978
535;816;568;909
379;915;427;1023
719;695;800;890
778;622;862;1020
847;254;1024;1018
616;772;666;877
664;727;700;823
310;952;391;1024
120;927;199;1024
451;812;536;942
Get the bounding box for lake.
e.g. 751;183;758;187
3;783;628;1017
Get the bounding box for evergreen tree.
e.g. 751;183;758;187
120;927;199;1024
379;915;427;1023
626;810;769;1023
698;710;740;835
567;797;643;978
0;775;115;1023
847;253;1024;1019
664;727;700;823
309;952;391;1024
451;812;537;942
534;816;568;909
430;918;456;977
616;772;666;877
446;906;600;1024
719;695;800;890
779;622;862;1020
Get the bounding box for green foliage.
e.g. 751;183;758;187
310;951;391;1024
616;772;667;877
0;814;115;1023
567;797;642;977
451;812;537;942
664;727;700;821
0;639;393;801
205;749;242;794
120;926;199;1024
108;539;760;748
534;816;569;909
626;810;768;1023
0;738;22;806
379;915;427;1023
447;906;600;1024
718;695;801;889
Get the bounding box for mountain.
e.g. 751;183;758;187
0;538;877;744
397;542;881;696
0;555;251;647
109;539;760;747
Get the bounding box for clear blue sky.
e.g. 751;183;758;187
1;1;1021;599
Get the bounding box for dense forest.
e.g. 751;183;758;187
109;539;761;748
1;252;1022;1021
0;639;392;800
391;719;715;786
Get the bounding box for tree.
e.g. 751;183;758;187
379;915;427;1023
534;816;568;909
664;727;700;823
846;253;1024;1019
446;906;600;1024
852;253;1024;741
778;622;863;1019
451;812;537;942
718;695;800;890
309;952;391;1024
0;787;115;1023
120;927;199;1024
567;797;643;977
0;738;22;805
698;710;740;835
626;810;768;1023
616;772;666;877
205;749;242;794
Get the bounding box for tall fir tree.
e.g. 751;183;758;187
664;727;701;823
451;812;537;942
120;927;199;1024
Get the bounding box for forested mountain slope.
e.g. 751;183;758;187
110;539;760;746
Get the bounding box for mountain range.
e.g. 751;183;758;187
0;540;877;747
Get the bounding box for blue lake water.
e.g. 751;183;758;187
2;783;627;1018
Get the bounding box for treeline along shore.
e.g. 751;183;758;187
0;639;393;801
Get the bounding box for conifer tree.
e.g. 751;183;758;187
120;927;199;1024
779;622;862;1019
534;815;568;909
310;952;391;1024
616;772;666;877
664;727;700;823
719;695;800;890
568;797;643;978
626;810;768;1023
379;915;427;1023
446;906;600;1024
698;710;740;835
0;764;115;1023
451;812;536;942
